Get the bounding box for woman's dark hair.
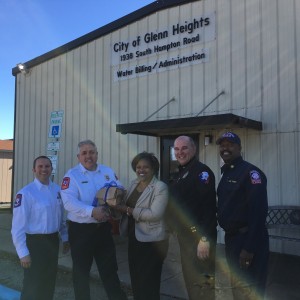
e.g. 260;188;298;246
131;152;160;177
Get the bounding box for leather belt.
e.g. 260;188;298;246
26;232;58;239
69;220;108;228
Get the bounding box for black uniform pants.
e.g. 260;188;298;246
68;221;127;300
128;234;169;300
177;232;216;300
225;230;269;300
21;232;59;300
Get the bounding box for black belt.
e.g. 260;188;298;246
69;220;108;228
225;226;248;236
26;232;58;239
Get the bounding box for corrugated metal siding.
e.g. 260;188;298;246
14;0;300;253
0;152;13;202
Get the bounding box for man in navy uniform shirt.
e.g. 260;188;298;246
217;132;269;299
167;135;217;300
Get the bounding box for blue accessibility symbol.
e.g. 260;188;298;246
52;125;60;136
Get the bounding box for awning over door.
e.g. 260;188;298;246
116;113;262;137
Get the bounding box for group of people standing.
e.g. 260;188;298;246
11;131;269;300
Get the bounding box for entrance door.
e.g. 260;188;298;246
160;135;199;184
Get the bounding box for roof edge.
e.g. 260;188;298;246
12;0;199;76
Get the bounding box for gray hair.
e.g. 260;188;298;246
175;135;196;148
77;140;97;154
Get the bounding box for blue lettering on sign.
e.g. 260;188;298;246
52;125;59;136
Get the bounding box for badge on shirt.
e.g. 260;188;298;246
61;177;70;190
250;170;262;184
14;194;22;208
199;171;210;184
105;175;110;181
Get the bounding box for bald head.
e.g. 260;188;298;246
174;136;196;166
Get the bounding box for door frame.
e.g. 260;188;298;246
160;135;199;184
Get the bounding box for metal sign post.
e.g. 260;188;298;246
47;110;64;179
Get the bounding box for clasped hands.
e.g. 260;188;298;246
92;206;110;222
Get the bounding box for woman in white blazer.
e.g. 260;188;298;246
114;152;169;300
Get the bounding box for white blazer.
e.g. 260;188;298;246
119;176;169;242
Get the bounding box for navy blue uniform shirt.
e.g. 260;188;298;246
217;156;268;253
167;157;217;239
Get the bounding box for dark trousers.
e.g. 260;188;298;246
128;234;169;300
225;230;269;300
177;232;216;300
68;221;127;300
21;233;59;300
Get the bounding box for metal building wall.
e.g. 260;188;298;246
0;152;13;203
14;0;300;253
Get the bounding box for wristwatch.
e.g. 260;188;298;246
201;236;207;242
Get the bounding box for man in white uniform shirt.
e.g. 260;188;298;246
60;140;127;300
11;156;69;300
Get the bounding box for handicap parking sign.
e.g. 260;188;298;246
48;111;63;138
52;126;59;136
48;123;62;138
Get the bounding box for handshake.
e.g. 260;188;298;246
92;182;126;221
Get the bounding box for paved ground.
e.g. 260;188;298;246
1;207;300;299
0;250;110;300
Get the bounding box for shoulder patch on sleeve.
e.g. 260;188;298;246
14;194;22;208
198;171;210;184
61;177;70;190
250;170;262;184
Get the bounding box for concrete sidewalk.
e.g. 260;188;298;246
1;209;300;299
0;209;230;299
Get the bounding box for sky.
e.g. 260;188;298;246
0;0;154;140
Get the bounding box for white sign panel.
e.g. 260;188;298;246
47;155;58;175
50;111;64;119
111;12;216;75
47;142;60;151
48;110;64;138
113;47;209;81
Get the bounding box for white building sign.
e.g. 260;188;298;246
111;12;215;81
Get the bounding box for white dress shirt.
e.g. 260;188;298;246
11;178;68;259
60;163;123;223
